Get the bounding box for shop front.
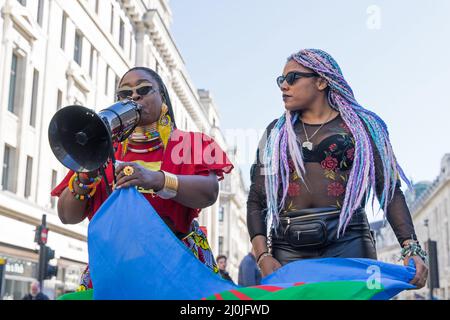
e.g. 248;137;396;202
0;253;38;300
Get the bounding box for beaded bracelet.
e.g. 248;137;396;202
75;173;102;190
69;174;97;201
399;241;428;264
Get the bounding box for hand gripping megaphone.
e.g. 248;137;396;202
48;99;142;174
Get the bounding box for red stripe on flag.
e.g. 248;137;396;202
214;293;224;300
230;290;252;300
251;285;283;292
294;282;305;286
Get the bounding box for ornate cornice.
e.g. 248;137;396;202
2;0;40;43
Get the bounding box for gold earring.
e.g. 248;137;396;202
159;103;170;126
157;103;172;149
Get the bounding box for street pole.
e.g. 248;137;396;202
424;219;433;300
37;214;47;289
0;257;6;299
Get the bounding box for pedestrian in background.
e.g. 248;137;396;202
22;281;49;300
216;255;234;283
238;248;261;287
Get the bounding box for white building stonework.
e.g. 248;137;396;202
197;89;250;282
0;0;248;299
375;153;450;300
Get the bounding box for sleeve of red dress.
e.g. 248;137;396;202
50;170;74;197
182;132;234;223
192;132;234;181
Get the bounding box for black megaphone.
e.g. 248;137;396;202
48;99;142;173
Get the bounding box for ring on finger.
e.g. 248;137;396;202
123;165;135;176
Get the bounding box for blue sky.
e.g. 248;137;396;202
170;0;450;196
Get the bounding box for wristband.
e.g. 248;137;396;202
156;171;178;199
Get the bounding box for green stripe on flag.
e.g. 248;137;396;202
256;281;384;300
57;289;94;300
205;281;384;300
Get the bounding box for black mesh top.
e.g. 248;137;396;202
247;113;417;246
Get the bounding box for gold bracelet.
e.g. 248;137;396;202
156;170;178;199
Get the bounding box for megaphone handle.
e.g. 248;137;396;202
102;145;117;196
111;150;118;186
100;166;112;196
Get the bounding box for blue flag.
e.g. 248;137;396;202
88;187;416;300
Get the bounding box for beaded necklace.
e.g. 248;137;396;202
122;123;163;157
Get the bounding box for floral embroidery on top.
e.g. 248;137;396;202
329;143;337;152
288;159;296;173
346;147;355;160
327;182;345;197
288;183;301;197
319;128;354;207
282;117;356;212
321;156;339;171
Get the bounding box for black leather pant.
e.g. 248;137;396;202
272;208;377;266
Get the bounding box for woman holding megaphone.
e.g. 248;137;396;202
51;67;234;291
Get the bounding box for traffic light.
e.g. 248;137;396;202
43;246;58;280
34;225;48;245
44;246;58;279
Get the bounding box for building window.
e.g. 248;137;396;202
219;206;224;222
29;69;39;127
110;4;114;34
57;89;63;110
37;0;44;26
8;53;19;114
105;66;110;96
24;156;33;198
89;46;95;78
129;31;133;59
446;221;450;267
51;170;57;208
218;236;224;255
114;75;120;94
2;145;16;192
74;30;83;66
60;12;67;50
119;19;125;48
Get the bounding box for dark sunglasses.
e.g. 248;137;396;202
116;83;157;100
276;71;319;88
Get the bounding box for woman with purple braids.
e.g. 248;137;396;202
247;49;428;289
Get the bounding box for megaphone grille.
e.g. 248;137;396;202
48;106;112;172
